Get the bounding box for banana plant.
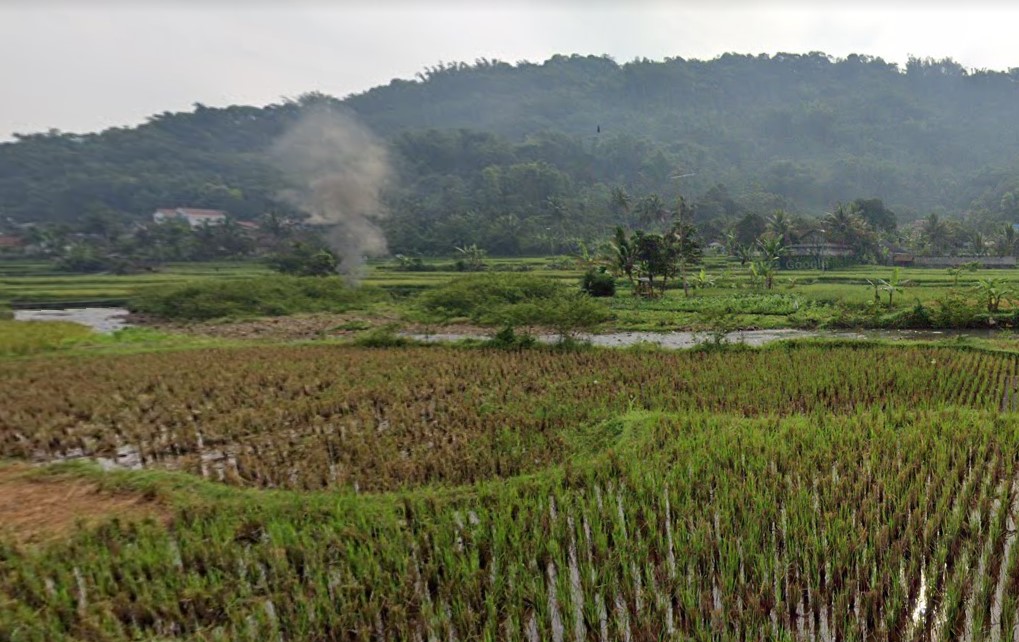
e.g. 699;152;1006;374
693;268;716;291
974;277;1011;313
878;268;907;309
865;279;882;306
454;243;487;271
946;261;980;286
756;236;785;290
748;262;762;289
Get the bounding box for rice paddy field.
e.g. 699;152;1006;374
5;340;1019;640
0;261;276;308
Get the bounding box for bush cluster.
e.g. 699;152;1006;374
581;269;616;297
418;273;610;337
129;276;384;321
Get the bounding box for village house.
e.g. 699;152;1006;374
782;242;854;259
0;233;24;251
911;255;1016;268
152;208;228;228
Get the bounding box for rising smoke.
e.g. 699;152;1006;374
270;106;392;281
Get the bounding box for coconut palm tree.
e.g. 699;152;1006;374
921;213;950;255
669;211;701;297
969;230;987;256
823;203;876;260
605;226;636;284
609;186;632;226
995;224;1017;257
767;210;795;245
635;193;671;230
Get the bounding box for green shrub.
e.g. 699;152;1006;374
930;294;981;328
352;324;412;347
613;292;804;316
503;292;610;339
390;255;439;272
54;243;117;273
417;273;564;323
490;263;533;273
333;320;373;331
418;273;610;337
581;269;616;297
129;276;384;321
488;325;537;349
266;243;339;276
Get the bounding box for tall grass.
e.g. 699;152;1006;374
0;320;94;356
128;275;387;321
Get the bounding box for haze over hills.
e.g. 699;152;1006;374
3;51;1019;255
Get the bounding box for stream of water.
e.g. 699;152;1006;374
13;307;130;334
407;327;1010;348
11;307;1014;346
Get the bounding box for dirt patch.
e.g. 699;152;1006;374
0;465;170;546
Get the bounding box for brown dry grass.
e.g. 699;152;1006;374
130;311;495;341
0;464;170;546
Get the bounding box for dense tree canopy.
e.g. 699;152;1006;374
4;52;1019;256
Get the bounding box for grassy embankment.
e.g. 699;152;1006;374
5;256;1019;331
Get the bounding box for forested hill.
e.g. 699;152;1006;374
5;52;1019;255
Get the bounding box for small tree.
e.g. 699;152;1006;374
507;291;610;342
581;268;616;297
55;242;115;273
633;232;676;296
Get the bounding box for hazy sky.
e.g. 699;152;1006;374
2;1;1019;139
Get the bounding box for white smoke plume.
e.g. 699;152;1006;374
271;106;392;281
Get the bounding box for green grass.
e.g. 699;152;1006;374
0;320;96;356
0;324;249;361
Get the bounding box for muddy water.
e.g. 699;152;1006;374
13;307;130;334
12;306;1013;346
407;327;1009;349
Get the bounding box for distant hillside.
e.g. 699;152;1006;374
4;52;1019;254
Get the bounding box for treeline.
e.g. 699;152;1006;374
4;52;1019;257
